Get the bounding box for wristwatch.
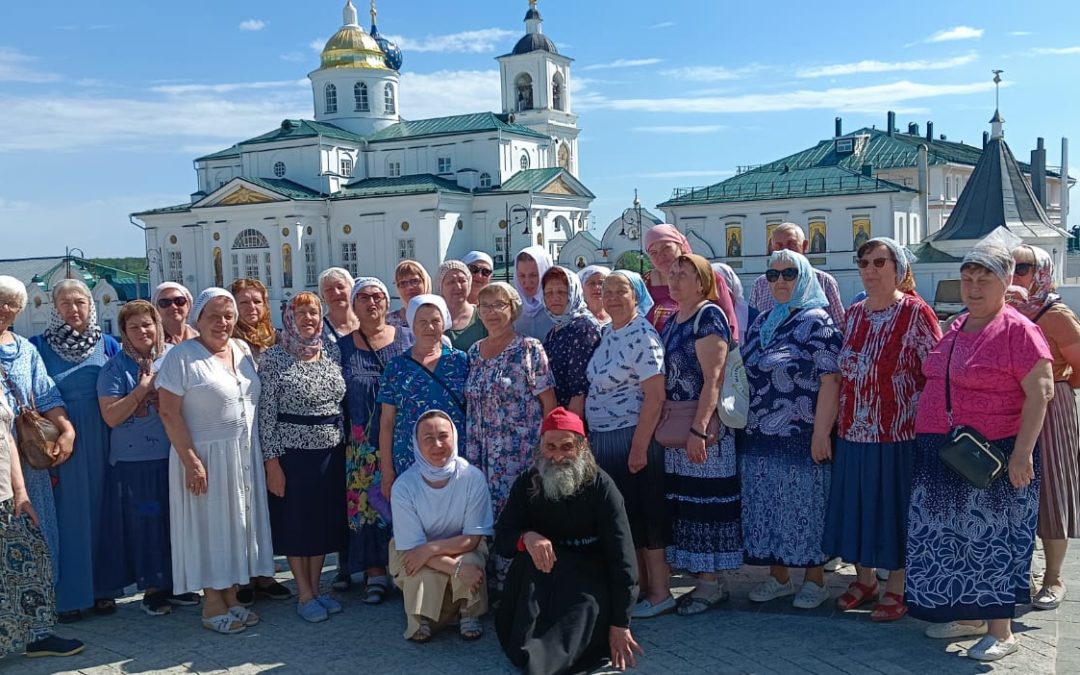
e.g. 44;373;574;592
689;427;708;440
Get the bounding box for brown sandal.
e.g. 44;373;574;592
836;581;878;611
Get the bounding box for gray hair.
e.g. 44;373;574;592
51;278;92;305
478;282;523;321
318;267;354;296
0;275;27;311
772;222;806;243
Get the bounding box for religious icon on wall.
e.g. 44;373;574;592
809;221;827;254
852;218;871;251
725;226;743;257
766;222;781;250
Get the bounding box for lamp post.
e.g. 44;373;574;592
619;189;644;273
64;246;86;279
504;202;530;281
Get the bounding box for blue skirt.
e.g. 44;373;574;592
905;434;1039;622
269;444;347;557
590;426;666;550
822;439;914;570
98;459;172;592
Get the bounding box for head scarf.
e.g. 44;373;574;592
120;302;165;374
675;254;720;303
1013;244;1060;314
712;263;748;343
863;237;917;293
461;251;494;268
542;266;596;329
513;245;553;320
436;260;472;297
280;293;324;360
190;287;237;326
643;224;691;254
44;279;103;363
577;265;611;286
406;294;451;331
152;281;194;308
412;410;467;483
351;277;390;306
758;250;828;348
963;243;1015;289
229;280;276;352
609;270;655;317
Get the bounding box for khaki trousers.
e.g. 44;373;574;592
389;538;488;639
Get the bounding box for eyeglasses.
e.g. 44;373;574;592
468;265;493;278
765;268;799;283
477;301;511;312
1013;262;1034;276
397;278;423;289
354;293;386;304
856;258;894;269
156;296;188;309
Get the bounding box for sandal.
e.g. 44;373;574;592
228;605;260;627
363;580;389;605
870;592;908;622
408;620;432;643
836;581;878;611
459;616;483;641
675;584;729;616
94;598;117;616
202;613;246;635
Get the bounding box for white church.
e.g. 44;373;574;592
133;0;593;307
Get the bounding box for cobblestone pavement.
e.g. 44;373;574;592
6;545;1078;675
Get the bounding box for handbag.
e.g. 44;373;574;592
693;310;749;429
937;333;1006;489
0;364;60;470
655;400;720;449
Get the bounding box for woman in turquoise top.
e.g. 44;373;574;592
30;279;120;621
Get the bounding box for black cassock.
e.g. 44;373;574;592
495;468;639;675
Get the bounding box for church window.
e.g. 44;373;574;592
281;244;293;288
520;153;530;170
273;161;286;178
398;239;415;261
263;252;273;288
354;82;369;111
212;247;223;287
233;229;270;250
167;250;183;284
479;172;492;188
384;83;396;115
514;74;534;111
387;160;402;177
341;242;358;276
340;157;353;176
552;73;564;111
494;235;507;265
557;144;570;170
325;83;338;114
437;156;452;173
303;242;318;286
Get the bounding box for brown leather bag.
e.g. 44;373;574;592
654;400;720;449
1;365;60;470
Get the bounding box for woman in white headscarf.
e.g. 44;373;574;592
578;265;611;325
388;410;493;642
512;246;554;340
711;263;751;345
541;266;602;418
153;282;198;345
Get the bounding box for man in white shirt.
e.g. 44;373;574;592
749;223;846;330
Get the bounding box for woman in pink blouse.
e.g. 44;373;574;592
905;242;1054;662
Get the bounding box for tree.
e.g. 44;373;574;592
615;250;652;274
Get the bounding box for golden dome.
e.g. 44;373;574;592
320;25;388;70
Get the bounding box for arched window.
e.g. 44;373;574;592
384;83;396;115
233;228;270;250
212;247;223;287
273;161;286;178
354;82;369;111
557;143;570;170
552;73;564;111
281;244;293;288
520;153;530;170
325;83;338;114
479;172;492;188
515;73;534;111
231;229;271;286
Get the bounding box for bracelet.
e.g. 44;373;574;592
688;427;708;440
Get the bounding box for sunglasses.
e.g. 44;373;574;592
765;268;799;283
857;257;894;269
1013;262;1034;276
468;265;493;278
156;296;188;309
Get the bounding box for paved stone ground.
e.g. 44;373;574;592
6;544;1078;675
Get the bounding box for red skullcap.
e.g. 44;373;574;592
540;406;586;437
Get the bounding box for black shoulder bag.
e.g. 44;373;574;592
403;354;467;416
937;331;1007;489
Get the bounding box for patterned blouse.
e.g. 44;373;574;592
257;343;347;460
544;316;602;408
837;295;941;444
661;304;730;403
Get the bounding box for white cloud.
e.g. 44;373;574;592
387;28;516;54
633;125;726;134
0;47;60;83
584;58;663;71
239;19;267;32
636;170;735;179
649;21;676;29
0;197;30;211
1009;31;1033;37
798;53;978;78
310;38;326;53
1032;46;1080;55
398;70;501;119
927;26;984;42
662;65;760;82
280;52;307;62
151;80;307;95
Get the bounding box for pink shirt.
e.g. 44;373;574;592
915;305;1051;440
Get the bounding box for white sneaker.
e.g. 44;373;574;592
792;580;829;609
968;635;1019;661
824;557;842;572
1032;584;1067;610
924;620;988;639
748;576;796;602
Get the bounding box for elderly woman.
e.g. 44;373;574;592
340;277;414;604
389;410;493;642
97;301;195;616
438;261;487;351
31;279;121;621
585;270;670;617
712;263;752;345
1009;244;1080;610
823;238;941;620
578;265;612;325
542;266;602;417
156;288;274;634
660;254;743;615
229;279;277;362
643;224;738;337
741;251;843;609
378;294;469;500
906;242;1054;661
463;251;495;305
257;292;347;623
153;282;198;345
512;246;555;341
388;260;432;329
318;267;359;342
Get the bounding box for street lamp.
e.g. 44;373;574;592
620;189;644;273
64;246;86;279
504;202;530;281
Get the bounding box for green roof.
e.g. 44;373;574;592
336;174;470;198
493;167;595;197
240;119;367;147
366;112;549;143
133;202;191;216
240;177;325;200
195;145;241;162
911;242;962;263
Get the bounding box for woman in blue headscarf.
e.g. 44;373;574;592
541;266;602;417
740;250;843;610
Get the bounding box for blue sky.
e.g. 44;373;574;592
1;0;1079;257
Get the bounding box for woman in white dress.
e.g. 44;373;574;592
156;288;274;634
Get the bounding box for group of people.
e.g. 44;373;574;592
0;219;1077;673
